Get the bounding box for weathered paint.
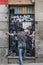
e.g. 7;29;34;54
8;0;32;5
0;0;8;4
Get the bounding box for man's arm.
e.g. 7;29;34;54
27;30;36;38
6;32;16;36
27;34;33;38
32;30;36;35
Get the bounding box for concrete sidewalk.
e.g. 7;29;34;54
1;63;43;65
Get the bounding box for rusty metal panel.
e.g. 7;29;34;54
0;13;8;21
8;0;32;5
0;5;8;13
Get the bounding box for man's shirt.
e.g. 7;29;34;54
17;31;27;44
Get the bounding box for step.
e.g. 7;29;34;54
8;56;35;64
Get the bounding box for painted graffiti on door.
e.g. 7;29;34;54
9;14;35;56
10;15;34;23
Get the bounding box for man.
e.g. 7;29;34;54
6;26;36;65
25;25;36;56
6;28;26;65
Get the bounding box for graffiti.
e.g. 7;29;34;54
10;15;34;23
9;14;35;56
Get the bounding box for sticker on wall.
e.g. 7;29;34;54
0;5;8;13
22;7;27;14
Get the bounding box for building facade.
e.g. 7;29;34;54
0;0;43;64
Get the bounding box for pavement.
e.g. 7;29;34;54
1;63;43;65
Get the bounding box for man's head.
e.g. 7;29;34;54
27;25;32;30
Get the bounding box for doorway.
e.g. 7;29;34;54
9;5;35;57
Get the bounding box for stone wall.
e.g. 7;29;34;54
0;5;9;64
35;0;43;62
35;0;43;21
35;21;43;62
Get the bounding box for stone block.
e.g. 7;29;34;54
0;13;8;22
0;22;8;30
35;0;43;21
0;48;8;64
8;58;35;64
35;58;43;63
0;30;9;47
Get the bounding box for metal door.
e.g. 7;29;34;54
9;5;35;56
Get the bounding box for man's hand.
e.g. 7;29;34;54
6;32;14;36
10;33;15;36
26;34;33;38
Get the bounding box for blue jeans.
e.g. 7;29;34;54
18;43;26;65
